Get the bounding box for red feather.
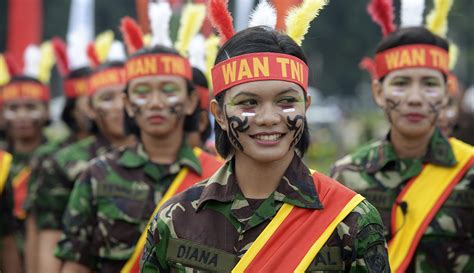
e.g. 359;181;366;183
367;0;396;36
120;17;144;55
86;42;101;68
359;57;377;80
3;53;21;77
208;0;235;44
52;37;70;76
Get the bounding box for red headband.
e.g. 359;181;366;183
211;52;309;96
125;54;192;81
89;68;126;94
375;44;449;79
1;82;50;104
64;77;90;98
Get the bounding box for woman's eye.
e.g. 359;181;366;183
277;97;298;104
237;99;257;107
162;83;179;94
425;80;440;87
133;86;151;95
391;80;408;87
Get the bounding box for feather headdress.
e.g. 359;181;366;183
449;42;459;70
94;30;114;63
51;37;70;76
208;0;235;44
426;0;454;37
23;45;42;79
367;0;396;36
37;42;55;84
107;41;127;62
86;42;101;68
205;34;220;85
401;0;425;27
285;0;329;46
249;0;277;29
0;55;11;86
120;17;144;55
175;3;207;57
359;57;377;80
148;1;173;47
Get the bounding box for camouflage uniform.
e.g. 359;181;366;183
141;154;390;273
331;128;474;273
32;134;113;230
24;136;76;215
55;141;203;273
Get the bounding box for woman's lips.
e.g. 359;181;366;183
147;115;166;124
250;132;286;146
404;113;426;123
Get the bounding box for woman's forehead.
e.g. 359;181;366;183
225;80;305;99
129;75;186;86
385;67;444;80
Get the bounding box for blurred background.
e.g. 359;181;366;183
1;0;473;173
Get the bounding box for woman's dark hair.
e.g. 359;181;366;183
376;27;450;82
123;45;196;137
213;26;311;159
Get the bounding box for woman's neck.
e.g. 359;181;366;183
100;131;135;149
390;128;434;159
234;151;294;199
13;135;42;154
140;129;184;164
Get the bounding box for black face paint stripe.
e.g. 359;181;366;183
286;115;305;150
385;98;402;123
428;100;443;126
224;106;250;152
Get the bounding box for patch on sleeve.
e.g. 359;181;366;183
364;244;390;273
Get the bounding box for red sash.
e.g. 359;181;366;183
0;151;13;195
233;171;364;272
121;148;222;273
12;167;31;219
388;138;474;272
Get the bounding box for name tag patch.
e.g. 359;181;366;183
307;247;344;271
166;238;237;272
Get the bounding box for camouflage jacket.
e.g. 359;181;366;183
25;135;77;215
55;141;203;273
32;134;113;230
141;154;390;273
331;129;474;273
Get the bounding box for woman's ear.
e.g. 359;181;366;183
185;90;199;116
372;79;386;108
210;99;227;131
305;94;312;110
123;93;135;117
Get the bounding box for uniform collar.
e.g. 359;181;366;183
366;128;457;173
117;140;202;175
196;153;322;211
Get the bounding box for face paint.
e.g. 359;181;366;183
282;108;296;113
224;106;250;152
286;115;305;149
427;100;444;125
384;98;402;123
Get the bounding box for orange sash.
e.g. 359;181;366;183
12;167;31;219
232;171;364;272
0;151;13;195
121;148;222;273
388;138;474;273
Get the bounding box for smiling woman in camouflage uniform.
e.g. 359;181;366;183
140;1;389;272
331;1;474;272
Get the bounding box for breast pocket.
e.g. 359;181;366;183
426;189;474;238
92;182;152;258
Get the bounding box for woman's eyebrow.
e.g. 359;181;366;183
232;92;259;100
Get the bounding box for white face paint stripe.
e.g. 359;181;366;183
282;108;296;113
242;112;256;117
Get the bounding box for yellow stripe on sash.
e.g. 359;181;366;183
231;203;294;273
389;138;474;272
121;148;202;273
0;152;13;194
295;194;365;272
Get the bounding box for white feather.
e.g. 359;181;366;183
67;31;90;69
188;34;206;72
249;0;277;29
23;44;41;78
107;41;126;62
401;0;425;27
148;1;173;47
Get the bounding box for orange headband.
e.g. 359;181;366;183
1;82;50;104
64;77;90;98
125;54;192;81
89;68;126;94
375;44;449;79
211;52;309;96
